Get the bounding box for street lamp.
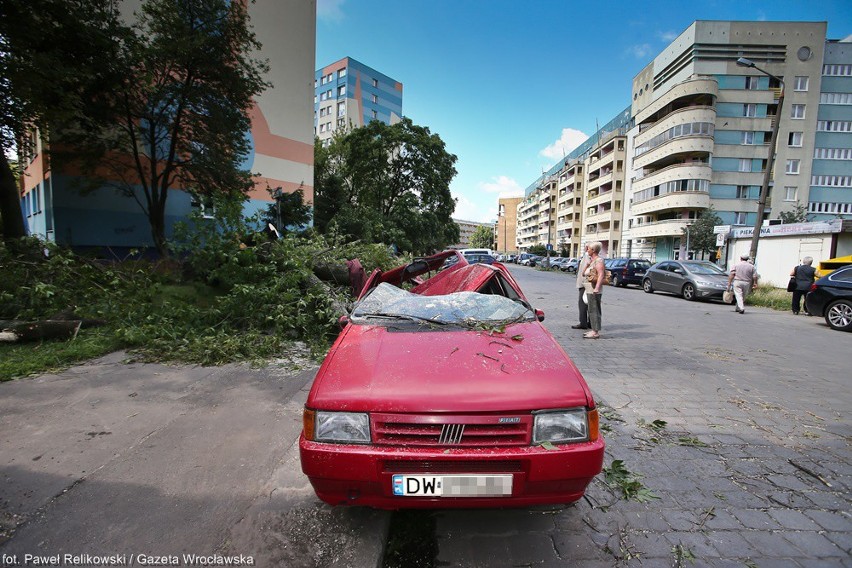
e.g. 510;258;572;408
736;57;785;264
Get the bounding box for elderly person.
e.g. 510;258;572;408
790;256;816;315
727;254;758;314
572;249;591;330
582;241;605;338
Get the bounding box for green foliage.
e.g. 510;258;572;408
1;228;400;379
683;206;722;255
313;118;460;254
746;285;791;308
468;225;494;250
528;244;547;256
778;202;809;224
261;187;312;233
602;460;659;502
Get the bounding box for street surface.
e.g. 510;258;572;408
0;264;849;567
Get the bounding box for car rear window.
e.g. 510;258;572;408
631;261;651;270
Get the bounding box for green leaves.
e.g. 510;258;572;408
602;459;659;503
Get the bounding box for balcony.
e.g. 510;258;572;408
585;209;616;225
635;106;716;147
587;190;616;209
629;219;691;239
631;191;710;216
635;77;719;125
633;163;712;193
634;136;714;171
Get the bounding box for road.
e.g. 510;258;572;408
429;265;851;567
0;265;849;568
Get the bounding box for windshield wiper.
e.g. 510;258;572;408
358;313;452;325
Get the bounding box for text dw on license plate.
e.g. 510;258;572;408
392;474;512;497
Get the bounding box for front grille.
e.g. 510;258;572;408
383;460;524;474
372;413;531;447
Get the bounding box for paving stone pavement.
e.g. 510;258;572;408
433;268;851;568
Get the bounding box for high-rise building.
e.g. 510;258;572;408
19;1;316;248
810;36;852;219
497;197;522;254
627;21;829;259
314;57;403;145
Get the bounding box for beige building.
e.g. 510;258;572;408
583;133;627;256
497;197;522;254
451;218;495;249
626;20;827;260
555;161;584;257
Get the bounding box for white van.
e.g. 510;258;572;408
458;248;493;256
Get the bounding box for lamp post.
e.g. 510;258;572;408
736;57;785;264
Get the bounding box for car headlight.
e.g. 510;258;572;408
533;409;589;444
305;410;371;444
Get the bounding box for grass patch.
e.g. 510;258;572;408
746;285;792;310
0;327;124;381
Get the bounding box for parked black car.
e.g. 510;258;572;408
805;265;852;331
607;258;652;287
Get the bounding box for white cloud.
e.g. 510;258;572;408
452;193;498;224
626;43;652;59
317;0;345;23
657;30;678;42
478;175;524;196
539;128;589;161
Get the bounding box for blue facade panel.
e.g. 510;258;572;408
816;105;852;120
809;187;852;203
815;132;852;147
811;160;852;176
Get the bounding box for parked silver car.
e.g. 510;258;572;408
642;260;731;302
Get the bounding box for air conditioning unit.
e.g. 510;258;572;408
764;219;782;226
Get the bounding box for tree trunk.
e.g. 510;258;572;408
0;320;82;342
149;201;168;257
0;152;27;240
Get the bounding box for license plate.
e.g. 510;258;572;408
392;474;513;497
635;271;645;276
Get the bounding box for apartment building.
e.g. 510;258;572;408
20;1;316;247
810;36;852;220
451;218;494;249
314;57;403;145
496;197;522;254
555;160;584;257
626;21;828;260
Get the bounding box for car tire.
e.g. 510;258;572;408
612;274;621;287
643;279;654;294
825;299;852;331
682;283;696;301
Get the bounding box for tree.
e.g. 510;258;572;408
0;0;123;240
261;186;312;233
528;244;547;256
314;118;459;254
71;0;269;255
778;202;809;224
468;225;494;249
683;206;722;256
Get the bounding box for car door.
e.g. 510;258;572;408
668;262;688;292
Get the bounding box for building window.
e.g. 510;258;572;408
372;110;378;119
337;103;345;117
743;103;757;117
791;104;806;119
372;94;378;104
785;186;798;201
817;120;852;132
794;76;809;91
372;78;379;87
820;92;852;105
735;212;747;225
786;159;800;174
810;175;852;187
814;147;852;160
338;67;347;78
741;131;755;145
788;132;803;147
739;159;752;172
744;76;759;90
823;64;852;76
337;86;346;97
736;186;750;199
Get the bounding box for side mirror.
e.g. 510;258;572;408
338;315;350;330
673;268;683;274
535;309;545;322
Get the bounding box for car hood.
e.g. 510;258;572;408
308;322;593;413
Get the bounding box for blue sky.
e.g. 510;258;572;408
316;0;852;223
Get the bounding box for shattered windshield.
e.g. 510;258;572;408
351;283;534;326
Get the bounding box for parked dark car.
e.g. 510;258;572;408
607;258;652;287
805;265;852;331
642;260;730;301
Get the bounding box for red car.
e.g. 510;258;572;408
299;251;604;509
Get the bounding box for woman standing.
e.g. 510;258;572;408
583;241;605;339
790;256;816;315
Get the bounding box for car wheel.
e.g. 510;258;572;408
643;279;654;293
825;299;852;331
612;274;621;287
682;283;696;301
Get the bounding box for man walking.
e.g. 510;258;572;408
572;248;591;329
727;254;758;314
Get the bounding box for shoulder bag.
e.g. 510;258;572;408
787;266;797;292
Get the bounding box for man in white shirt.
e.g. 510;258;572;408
727;254;758;314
